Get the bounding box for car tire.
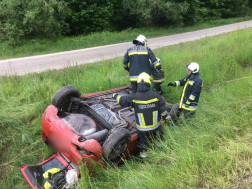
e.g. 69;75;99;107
102;127;131;160
52;86;81;111
169;103;180;119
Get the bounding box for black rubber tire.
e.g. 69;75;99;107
102;127;131;160
52;86;81;111
169;103;180;119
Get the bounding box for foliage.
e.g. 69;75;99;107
182;0;252;24
0;0;68;45
64;0;116;35
122;0;188;27
0;0;251;43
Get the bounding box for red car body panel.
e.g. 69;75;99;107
80;86;128;99
41;105;138;165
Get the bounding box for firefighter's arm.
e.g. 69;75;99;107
148;48;162;69
167;77;184;87
149;53;162;71
158;96;169;121
176;77;187;87
123;51;129;71
112;93;134;107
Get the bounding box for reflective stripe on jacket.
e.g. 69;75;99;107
116;89;167;131
123;44;157;81
175;74;202;111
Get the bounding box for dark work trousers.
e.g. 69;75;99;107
153;82;164;94
171;109;196;126
137;127;164;153
131;81;138;93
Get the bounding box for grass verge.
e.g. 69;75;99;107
0;16;252;60
0;27;251;188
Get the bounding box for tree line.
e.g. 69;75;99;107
0;0;251;45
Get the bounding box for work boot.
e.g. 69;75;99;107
139;151;148;159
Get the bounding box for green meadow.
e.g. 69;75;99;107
0;16;252;60
0;27;252;188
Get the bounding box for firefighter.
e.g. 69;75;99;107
151;58;165;95
112;72;169;158
167;62;202;120
123;35;161;93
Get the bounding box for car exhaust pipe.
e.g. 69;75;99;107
78;129;108;142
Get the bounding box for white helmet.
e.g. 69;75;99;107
186;62;199;74
133;35;147;46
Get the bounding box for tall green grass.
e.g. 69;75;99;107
0;27;252;188
0;16;252;60
80;80;252;189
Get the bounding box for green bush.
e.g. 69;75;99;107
64;0;116;35
0;0;251;45
122;0;188;27
0;0;68;45
183;0;252;25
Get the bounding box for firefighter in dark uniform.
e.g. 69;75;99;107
151;58;165;95
112;72;169;158
123;35;161;93
167;62;202;120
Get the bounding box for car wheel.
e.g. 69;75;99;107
169;103;180;119
52;86;81;111
102;127;131;160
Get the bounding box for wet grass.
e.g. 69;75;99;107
0;28;252;188
0;16;252;60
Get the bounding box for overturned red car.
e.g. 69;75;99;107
21;85;178;188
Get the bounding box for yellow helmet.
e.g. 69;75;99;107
137;72;151;85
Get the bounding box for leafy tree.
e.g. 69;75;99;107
0;0;251;46
182;0;252;25
64;0;115;35
122;0;188;27
219;0;251;18
0;0;68;45
109;0;135;31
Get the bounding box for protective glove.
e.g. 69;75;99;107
165;116;171;122
112;93;118;100
124;67;129;72
159;70;164;78
167;82;175;87
161;115;171;124
185;100;191;108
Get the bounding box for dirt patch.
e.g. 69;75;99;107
0;166;8;181
0;142;11;181
0;142;11;160
156;158;171;169
25;113;41;125
228;168;252;189
237;60;252;69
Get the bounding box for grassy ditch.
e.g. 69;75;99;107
0;16;252;60
0;28;252;188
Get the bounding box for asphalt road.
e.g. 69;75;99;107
1;20;252;76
